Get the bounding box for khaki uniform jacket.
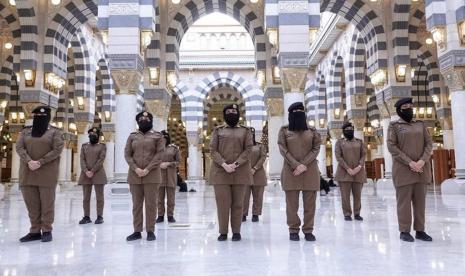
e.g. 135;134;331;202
16;126;65;187
209;124;253;185
249;143;267;186
334;138;367;183
160;144;181;188
78;143;107;185
124;130;165;185
278;125;321;191
387;119;433;187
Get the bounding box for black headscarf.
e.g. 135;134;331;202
342;122;354;140
395;97;414;123
288;102;308;131
161;130;171;146
251;127;256;145
88;127;101;144
31;106;51;137
136;111;153;133
223;104;240;127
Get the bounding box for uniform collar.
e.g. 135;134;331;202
397;118;416;124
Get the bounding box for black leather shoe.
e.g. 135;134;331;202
19;232;42;242
41;232;53;242
289;233;300;241
126;232;142;241
147;232;156;241
242;216;246;222
354;215;363;221
156;216;164;223
400;232;414;242
94;216;104;224
252;215;259;222
79;216;92;224
231;233;241;241
217;234;227;241
344;216;352;221
415;231;433;242
168;216;176;223
304;233;316;241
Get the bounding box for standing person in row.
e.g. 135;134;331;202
125;111;165;241
242;127;267;222
278;102;321;242
388;97;433;242
78;127;107;225
209;104;253;241
334;122;366;221
16;106;64;242
156;130;180;223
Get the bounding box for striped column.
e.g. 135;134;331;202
99;0;156;183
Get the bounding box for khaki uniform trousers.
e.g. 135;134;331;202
243;185;265;216
214;185;246;234
21;186;56;233
130;184;159;232
395;183;427;232
339;182;363;217
285;190;317;234
82;185;105;217
158;186;175;217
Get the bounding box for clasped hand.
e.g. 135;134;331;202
222;163;237;173
135;168;149;177
409;160;425;173
347;165;362;176
293;164;307;176
28;160;41;171
160;162;170;169
85;171;94;178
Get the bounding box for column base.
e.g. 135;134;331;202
59;181;80;192
6;180;20;196
383;172;393;179
454;169;465;179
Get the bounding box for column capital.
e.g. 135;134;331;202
75;122;91;135
351;117;365;131
281;68;308;93
144;99;170;119
102;131;115;142
267;98;284;117
329;129;342;139
441;66;465;92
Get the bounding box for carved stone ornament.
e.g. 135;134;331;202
267;98;284;116
144;100;169;118
329;129;342;139
281;68;308;93
102;131;114;142
278;1;309;12
351;117;366;130
441;67;465;92
111;70;142;94
75;122;91;135
108;3;139;16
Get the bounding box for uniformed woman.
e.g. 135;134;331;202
78;127;107;225
278;102;321;242
242;127;267;222
156;130;180;223
387;97;433;242
209;104;253;241
16;106;64;242
125;111;165;241
334;122;366;221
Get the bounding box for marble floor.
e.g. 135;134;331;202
1;181;465;276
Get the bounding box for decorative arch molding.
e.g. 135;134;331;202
44;0;98;77
320;0;388;75
162;0;266;72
